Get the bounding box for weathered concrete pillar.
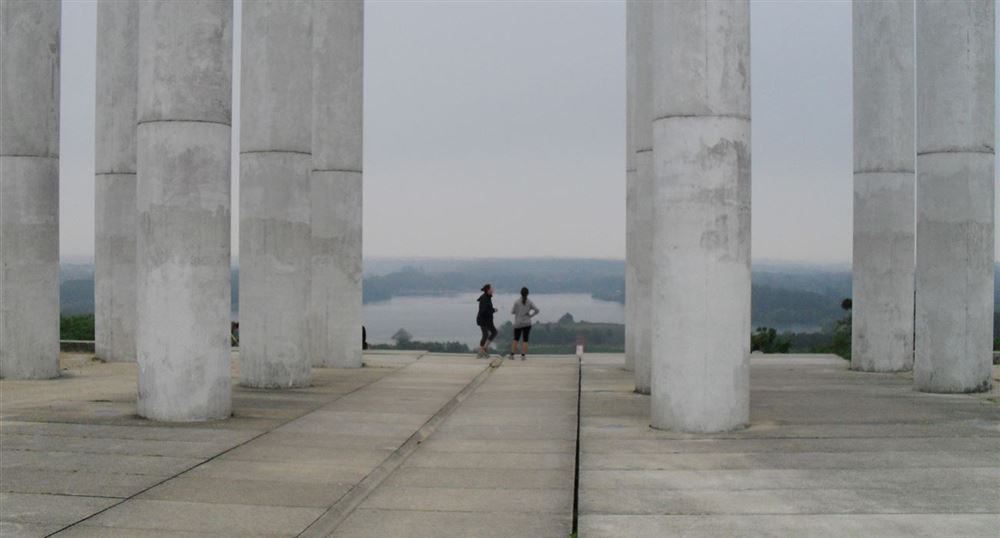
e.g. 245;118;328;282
914;1;994;393
136;0;233;420
623;0;637;373
851;1;915;373
0;0;61;380
649;1;751;432
239;1;312;388
310;0;364;369
631;0;653;394
95;0;138;363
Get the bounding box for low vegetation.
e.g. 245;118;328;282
60;314;94;340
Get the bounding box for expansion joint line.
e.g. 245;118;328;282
298;356;504;537
136;118;230;127
571;355;583;535
311;168;363;174
240;149;311;156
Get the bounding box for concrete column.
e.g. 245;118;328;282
623;0;637;373
914;1;994;393
649;1;751;433
631;0;653;394
239;1;313;388
95;0;138;363
851;1;915;373
0;0;61;380
136;0;233;421
310;0;364;369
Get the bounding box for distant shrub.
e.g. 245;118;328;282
751;327;791;353
60;314;95;341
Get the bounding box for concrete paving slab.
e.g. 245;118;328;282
79;499;323;536
578;355;1000;538
136;475;353;508
432;423;578;440
580;467;1000;491
182;458;372;485
0;468;162;497
581;449;1000;470
0;521;64;538
333;357;579;537
363;486;573;514
0;421;259;444
55;526;260;538
0;433;246;459
381;467;571;490
581;435;1000;454
1;352;472;535
7;351;994;537
238;432;402;451
272;418;433;437
579;514;1000;538
1;449;201;476
415;438;575;453
580;485;1000;515
0;492;118;526
334;508;571;538
217;445;393;467
404;450;574;470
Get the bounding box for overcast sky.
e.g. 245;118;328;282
59;0;999;264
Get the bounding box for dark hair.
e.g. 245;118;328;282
520;287;529;304
481;283;492;293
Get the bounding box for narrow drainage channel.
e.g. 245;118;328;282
571;355;583;536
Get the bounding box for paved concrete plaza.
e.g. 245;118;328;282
580;355;1000;537
2;352;998;537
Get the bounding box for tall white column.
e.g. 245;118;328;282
631;0;653;394
649;1;751;433
851;1;915;373
136;0;233;421
914;1;994;393
623;0;637;373
0;0;61;380
310;0;364;369
95;0;138;363
239;1;313;388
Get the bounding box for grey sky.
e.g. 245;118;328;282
58;0;999;263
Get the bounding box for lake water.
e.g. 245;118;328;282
363;293;624;348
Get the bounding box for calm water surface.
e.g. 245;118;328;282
363;293;624;347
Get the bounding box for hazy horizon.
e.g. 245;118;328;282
57;1;1000;265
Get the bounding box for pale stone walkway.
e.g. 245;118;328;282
578;354;1000;538
0;352;487;537
330;356;578;538
5;352;999;537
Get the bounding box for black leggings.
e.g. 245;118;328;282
479;321;498;347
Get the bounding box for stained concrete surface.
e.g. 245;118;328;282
1;351;426;536
332;356;578;538
3;352;998;537
578;354;1000;538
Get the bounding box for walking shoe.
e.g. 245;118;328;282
521;354;526;361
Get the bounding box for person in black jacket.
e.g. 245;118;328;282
476;284;498;358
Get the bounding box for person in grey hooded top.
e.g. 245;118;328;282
508;287;540;360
